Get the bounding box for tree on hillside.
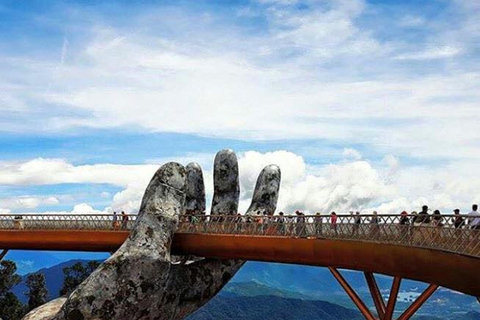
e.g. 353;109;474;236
25;272;48;311
60;261;101;296
0;260;26;320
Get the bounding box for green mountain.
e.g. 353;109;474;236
223;282;313;300
188;295;364;320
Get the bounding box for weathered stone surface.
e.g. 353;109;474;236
22;298;67;320
53;162;187;320
211;149;240;215
184;162;206;214
246;165;281;215
25;150;281;320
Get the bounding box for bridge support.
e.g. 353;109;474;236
384;276;401;320
0;249;8;261
329;267;439;320
328;267;376;320
365;272;386;319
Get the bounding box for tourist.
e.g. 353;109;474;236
287;213;296;234
13;215;24;230
411;211;418;221
370;211;379;224
254;210;263;233
121;211;128;230
330;211;338;235
245;215;253;233
468;204;480;230
409;211;418;239
413;205;430;225
432;210;443;227
296;211;306;237
112;211;120;230
278;211;286;235
190;210;199;224
353;211;361;235
370;211;379;238
399;211;409;225
315;212;322;237
453;209;464;229
234;212;243;233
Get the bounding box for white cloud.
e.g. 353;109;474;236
15;203;108;215
342;148;362;160
0;196;59;210
0;158;157;187
1;1;480;215
394;45;464;60
71;203;104;214
277;160;394;213
0;0;479;162
4;150;480;215
111;184;145;213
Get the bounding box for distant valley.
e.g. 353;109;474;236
10;258;480;320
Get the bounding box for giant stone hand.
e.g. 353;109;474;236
22;149;281;320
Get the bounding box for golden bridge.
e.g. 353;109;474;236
0;213;479;320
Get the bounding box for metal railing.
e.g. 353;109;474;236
177;214;480;258
0;214;137;231
1;213;479;258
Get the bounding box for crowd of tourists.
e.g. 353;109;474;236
333;204;480;230
180;204;480;236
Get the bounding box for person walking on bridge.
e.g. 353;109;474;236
453;209;465;240
352;211;361;236
315;212;322;237
399;211;412;240
453;209;464;229
399;211;409;225
295;211;306;237
277;212;286;236
413;205;430;225
468;204;480;230
330;212;338;235
432;210;443;227
121;211;129;230
112;211;120;230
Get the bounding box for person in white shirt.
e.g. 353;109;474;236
468;204;480;229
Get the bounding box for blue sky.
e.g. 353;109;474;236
1;0;480;218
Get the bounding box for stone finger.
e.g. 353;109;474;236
246;164;281;216
210;149;239;216
184;162;206;215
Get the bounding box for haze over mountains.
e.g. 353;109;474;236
10;257;480;320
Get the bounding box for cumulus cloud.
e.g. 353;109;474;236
3;150;480;215
277;160;394;213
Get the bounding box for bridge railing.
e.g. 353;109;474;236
177;214;480;258
0;213;479;258
0;214;137;231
